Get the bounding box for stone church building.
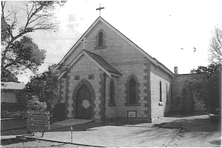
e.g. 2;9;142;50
53;17;221;122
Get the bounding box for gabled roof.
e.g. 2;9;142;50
58;50;122;79
1;82;25;90
53;17;174;77
84;50;122;76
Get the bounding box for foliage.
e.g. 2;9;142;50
190;66;220;114
16;91;31;106
190;64;218;77
1;69;18;82
25;66;59;111
27;95;47;111
1;36;46;80
1;1;65;81
209;27;222;65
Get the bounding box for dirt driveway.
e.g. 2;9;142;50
160;115;221;147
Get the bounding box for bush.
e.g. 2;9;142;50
27;95;47;111
52;103;66;121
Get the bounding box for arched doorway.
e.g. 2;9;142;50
76;84;91;119
73;79;95;119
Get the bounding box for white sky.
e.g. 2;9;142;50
17;0;222;83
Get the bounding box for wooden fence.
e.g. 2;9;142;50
27;110;50;137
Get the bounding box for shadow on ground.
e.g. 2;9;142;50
160;117;221;147
165;111;209;118
160;118;220;133
1;137;37;146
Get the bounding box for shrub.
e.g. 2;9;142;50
27;95;47;111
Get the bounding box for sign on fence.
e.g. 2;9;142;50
27;110;50;136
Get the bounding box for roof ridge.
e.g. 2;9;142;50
99;18;174;76
54;16;174;77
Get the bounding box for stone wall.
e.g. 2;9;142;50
172;74;206;113
58;19;174;122
60;55;103;121
104;76;118;119
86;21;151;120
114;60;150;120
150;63;172;120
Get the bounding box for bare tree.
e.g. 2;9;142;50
209;27;222;65
1;1;65;81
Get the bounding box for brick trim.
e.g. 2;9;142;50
125;74;141;106
58;79;62;103
72;79;95;119
98;73;106;121
144;62;151;119
65;75;69;118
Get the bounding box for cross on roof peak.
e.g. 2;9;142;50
96;3;105;16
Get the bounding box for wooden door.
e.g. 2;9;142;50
76;84;91;119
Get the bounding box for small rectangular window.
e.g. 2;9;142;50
159;81;162;102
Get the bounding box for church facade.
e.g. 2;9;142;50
53;17;220;122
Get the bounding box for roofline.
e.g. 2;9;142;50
100;18;174;77
58;50;122;80
53;16;174;77
84;50;122;76
58;52;84;79
53;17;101;73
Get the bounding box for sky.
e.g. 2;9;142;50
16;0;222;83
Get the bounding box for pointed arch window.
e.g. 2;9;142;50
99;32;103;47
95;29;107;49
109;79;116;106
129;78;136;104
125;75;140;106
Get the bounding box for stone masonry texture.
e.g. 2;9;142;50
57;18;220;122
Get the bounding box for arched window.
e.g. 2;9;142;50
159;81;162;102
129;78;136;104
99;32;103;47
109;79;115;106
125;75;140;106
95;29;107;50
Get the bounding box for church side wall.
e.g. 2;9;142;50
150;63;172;120
61;56;104;121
